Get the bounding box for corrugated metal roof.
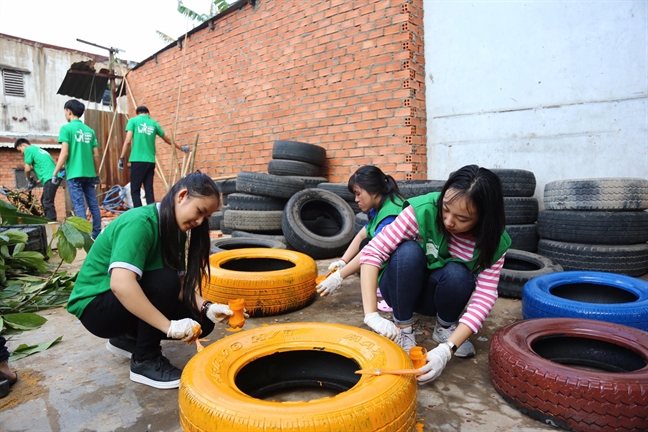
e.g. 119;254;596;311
57;60;125;103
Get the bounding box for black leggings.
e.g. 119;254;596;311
80;268;214;356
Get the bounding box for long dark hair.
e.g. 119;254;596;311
159;172;220;311
435;165;506;273
347;165;403;208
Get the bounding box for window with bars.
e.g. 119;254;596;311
3;69;25;97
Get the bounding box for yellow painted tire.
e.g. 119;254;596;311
203;248;317;317
179;322;418;431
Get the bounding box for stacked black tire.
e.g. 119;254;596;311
316;182;361;214
537;178;648;276
494;169;540;253
396;180;445;199
269;140;328;189
494;169;564;298
222;171;304;234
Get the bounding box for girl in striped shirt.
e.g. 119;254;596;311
359;165;510;384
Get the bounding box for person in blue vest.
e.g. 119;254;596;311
316;165;404;297
359;165;510;384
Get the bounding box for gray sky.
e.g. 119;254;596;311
0;0;211;62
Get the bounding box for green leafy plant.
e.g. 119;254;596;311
156;0;229;43
0;216;92;359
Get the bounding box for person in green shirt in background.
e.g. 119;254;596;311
118;105;189;207
14;138;61;220
67;172;237;389
53;99;102;239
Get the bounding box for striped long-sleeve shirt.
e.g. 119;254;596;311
360;205;506;333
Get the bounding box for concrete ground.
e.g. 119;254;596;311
1;246;560;432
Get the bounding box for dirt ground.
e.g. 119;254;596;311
3;243;640;432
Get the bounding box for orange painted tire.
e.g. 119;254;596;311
179;322;418;431
203;248;317;317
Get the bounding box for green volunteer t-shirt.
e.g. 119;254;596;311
67;204;185;319
126;115;165;163
58;119;98;179
23;145;56;183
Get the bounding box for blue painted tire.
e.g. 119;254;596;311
522;271;648;331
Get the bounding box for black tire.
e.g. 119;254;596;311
347;201;361;214
226;193;286;211
544;178;648;210
285;176;329;188
489;318;648;432
215;178;237;194
498;249;563;299
504;197;538;224
210;237;286;254
231;230;289;246
397;180;445;199
355;212;368;234
268;159;322;177
489;169;536;197
317;183;354;201
220;219;233;235
236;171;304;199
282;189;356;259
221;193;229;206
224;210;283;232
208;211;224;230
505;224;539;252
522;271;648;331
537;210;648;245
272;140;327;166
537;239;648;276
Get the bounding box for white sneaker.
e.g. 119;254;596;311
432;321;475;358
396;326;417;354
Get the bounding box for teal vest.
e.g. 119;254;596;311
365;196;404;239
405;192;511;273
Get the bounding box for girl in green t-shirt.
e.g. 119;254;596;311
71;172;238;389
316;165;404;297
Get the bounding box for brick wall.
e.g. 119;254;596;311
127;0;427;199
0;148;67;221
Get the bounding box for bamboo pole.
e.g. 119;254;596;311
188;133;199;173
97;79;126;176
170;32;190;185
211;175;237;181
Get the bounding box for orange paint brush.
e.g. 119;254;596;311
355;368;421;376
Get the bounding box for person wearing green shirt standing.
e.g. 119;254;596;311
14;138;60;220
53;99;102;239
67;172;238;389
118;106;189;207
316;165;404;299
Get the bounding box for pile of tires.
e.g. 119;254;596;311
269;140;328;188
493;169;540;252
498;249;563;299
538;178;648;276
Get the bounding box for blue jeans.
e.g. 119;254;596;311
67;177;102;239
378;240;476;326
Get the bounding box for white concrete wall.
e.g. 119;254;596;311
0;36;128;142
423;0;648;204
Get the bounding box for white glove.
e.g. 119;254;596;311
167;318;201;342
206;303;234;323
417;344;452;384
328;259;347;272
316;269;343;296
364;312;398;341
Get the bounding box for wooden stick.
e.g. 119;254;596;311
211;175;237;181
354;368;421;376
97;74;127;175
170;32;190;185
181;133;199;177
188;133;199;174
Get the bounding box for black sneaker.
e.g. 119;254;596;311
106;335;137;359
129;355;182;389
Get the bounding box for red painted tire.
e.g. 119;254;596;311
489;318;648;431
